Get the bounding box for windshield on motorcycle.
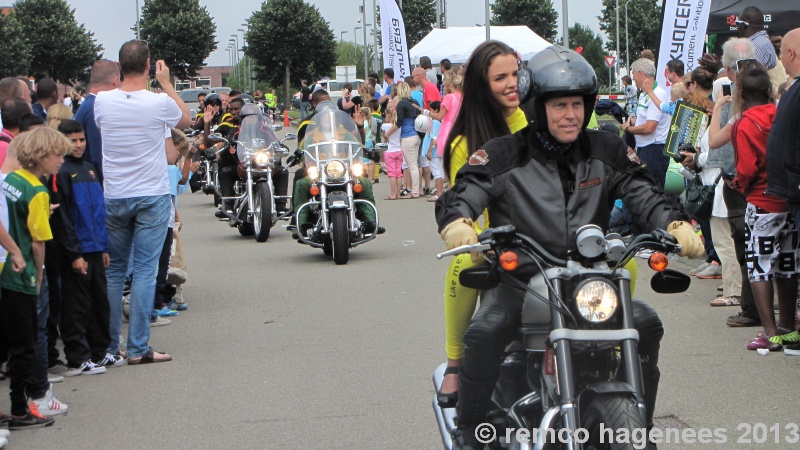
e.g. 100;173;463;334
300;109;364;168
236;106;280;162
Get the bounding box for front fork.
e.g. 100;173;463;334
547;275;643;450
317;180;355;233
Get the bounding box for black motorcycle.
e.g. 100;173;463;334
433;225;690;450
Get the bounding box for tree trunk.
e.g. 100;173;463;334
284;62;291;111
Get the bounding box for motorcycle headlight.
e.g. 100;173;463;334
324;159;346;181
573;278;618;323
254;151;271;168
307;166;320;180
351;163;365;177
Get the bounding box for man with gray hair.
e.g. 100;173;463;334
74;59;121;182
706;37;761;327
622;58;671;188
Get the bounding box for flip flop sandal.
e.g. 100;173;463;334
710;296;741;307
384;197;398;200
427;195;439;202
128;349;172;365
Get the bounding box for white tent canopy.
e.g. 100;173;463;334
409;26;552;65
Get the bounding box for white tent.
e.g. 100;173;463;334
409;26;552;65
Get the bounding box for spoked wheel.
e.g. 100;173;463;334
581;395;646;450
331;209;350;265
253;183;272;242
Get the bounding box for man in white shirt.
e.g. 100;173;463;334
94;39;190;364
623;58;672;188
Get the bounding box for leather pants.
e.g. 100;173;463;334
456;282;663;434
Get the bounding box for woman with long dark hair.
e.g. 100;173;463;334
435;40;527;407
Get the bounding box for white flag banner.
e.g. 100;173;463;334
656;0;712;90
380;0;410;79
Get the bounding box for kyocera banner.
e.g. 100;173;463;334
656;0;712;90
379;0;410;79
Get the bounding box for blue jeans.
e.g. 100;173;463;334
637;143;669;189
106;195;170;358
300;102;311;122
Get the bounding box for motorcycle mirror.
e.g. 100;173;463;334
459;265;500;290
284;133;298;141
650;269;691;294
272;125;283;131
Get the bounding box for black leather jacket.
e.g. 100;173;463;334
436;127;684;273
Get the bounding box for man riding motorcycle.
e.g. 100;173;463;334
213;98;289;214
291;98;380;234
434;46;703;449
195;93;223;133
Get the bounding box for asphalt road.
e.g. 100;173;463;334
8;128;800;450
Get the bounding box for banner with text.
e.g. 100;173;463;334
380;0;410;79
656;0;711;90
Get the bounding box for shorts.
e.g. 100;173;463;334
744;203;800;281
430;157;444;180
418;153;430;168
384;151;403;178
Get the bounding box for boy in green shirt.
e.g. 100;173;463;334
1;128;68;428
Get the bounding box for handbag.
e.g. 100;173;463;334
683;173;722;221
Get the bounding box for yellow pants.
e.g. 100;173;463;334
443;256;639;360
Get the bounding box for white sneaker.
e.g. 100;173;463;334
0;436;7;448
150;316;171;327
97;353;125;368
48;373;64;383
29;383;68;416
63;360;107;377
0;429;8;437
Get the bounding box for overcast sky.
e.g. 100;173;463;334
66;0;607;67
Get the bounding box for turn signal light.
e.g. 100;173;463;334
309;185;320;196
648;252;669;272
499;251;518;271
354;183;363;193
198;144;205;150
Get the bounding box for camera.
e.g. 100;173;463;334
149;64;160;89
671;142;696;164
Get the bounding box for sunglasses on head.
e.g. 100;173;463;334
735;20;749;28
735;58;758;72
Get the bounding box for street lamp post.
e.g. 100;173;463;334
238;28;250;92
231;35;240;89
135;0;140;39
562;0;569;47
362;0;369;79
625;0;632;74
340;31;348;42
615;0;620;90
225;48;232;84
229;40;238;84
354;26;362;70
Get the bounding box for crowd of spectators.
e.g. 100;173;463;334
0;39;194;446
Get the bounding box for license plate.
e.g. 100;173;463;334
331;201;346;207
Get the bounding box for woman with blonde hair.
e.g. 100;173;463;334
383;81;421;198
47;103;73;130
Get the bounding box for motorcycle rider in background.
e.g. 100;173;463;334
194;93;223;133
434;46;703;449
211;97;289;214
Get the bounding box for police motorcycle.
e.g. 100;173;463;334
433;225;691;450
211;104;296;242
293;107;381;265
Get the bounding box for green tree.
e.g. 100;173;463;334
491;0;558;43
336;41;378;78
138;0;217;81
598;0;661;70
568;23;609;89
0;13;32;78
246;0;336;106
11;0;102;83
401;0;436;48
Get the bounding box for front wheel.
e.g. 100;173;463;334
331;209;350;265
253;183;273;242
581;395;646;450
